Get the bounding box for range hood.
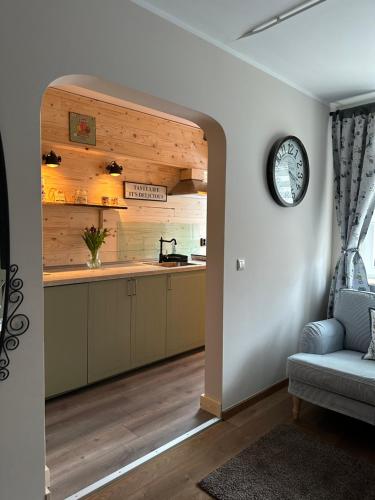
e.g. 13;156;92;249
169;169;207;197
169;179;207;196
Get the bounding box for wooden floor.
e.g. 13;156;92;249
87;387;375;500
45;349;210;500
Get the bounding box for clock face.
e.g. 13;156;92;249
267;136;309;207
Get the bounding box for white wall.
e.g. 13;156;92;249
0;1;332;498
219;58;332;409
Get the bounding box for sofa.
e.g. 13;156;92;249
288;288;375;425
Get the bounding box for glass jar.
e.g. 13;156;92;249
54;189;66;203
86;250;101;269
75;188;88;204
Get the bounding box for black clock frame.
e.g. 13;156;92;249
267;135;309;207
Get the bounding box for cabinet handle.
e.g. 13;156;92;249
127;280;133;296
133;279;137;295
167;275;172;290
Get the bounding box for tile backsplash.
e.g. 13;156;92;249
117;222;204;261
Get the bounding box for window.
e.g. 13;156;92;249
362;214;375;280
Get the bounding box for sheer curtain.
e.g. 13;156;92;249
328;111;375;317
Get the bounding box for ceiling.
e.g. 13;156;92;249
52;83;201;128
132;0;375;103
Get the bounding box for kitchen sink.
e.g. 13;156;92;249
146;261;199;268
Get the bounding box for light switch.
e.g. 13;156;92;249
237;258;245;271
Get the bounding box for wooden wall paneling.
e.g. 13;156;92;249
43;197;206;266
42;88;207;267
115;222;204;261
101;198;207;263
42;155;181;206
42;88;208;170
43;206;101;267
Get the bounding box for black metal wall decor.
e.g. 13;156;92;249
0;133;30;381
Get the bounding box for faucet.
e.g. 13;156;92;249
159;237;177;263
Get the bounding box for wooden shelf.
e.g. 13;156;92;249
42;202;128;210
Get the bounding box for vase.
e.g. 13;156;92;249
86;250;101;269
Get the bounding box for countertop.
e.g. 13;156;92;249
43;261;206;287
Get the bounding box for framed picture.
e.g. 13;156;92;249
124;181;167;202
69;112;96;145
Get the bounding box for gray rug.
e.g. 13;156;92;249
199;424;375;499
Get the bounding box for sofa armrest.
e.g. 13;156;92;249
299;319;345;355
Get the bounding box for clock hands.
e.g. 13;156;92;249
288;169;297;183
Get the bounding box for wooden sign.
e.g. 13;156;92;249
124;181;167;202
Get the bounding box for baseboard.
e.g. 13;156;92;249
222;379;288;419
200;393;222;417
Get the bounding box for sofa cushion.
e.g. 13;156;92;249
334;289;375;353
288;350;375;406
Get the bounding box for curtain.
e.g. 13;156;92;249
328;112;375;317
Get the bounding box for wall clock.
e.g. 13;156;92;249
267;135;309;207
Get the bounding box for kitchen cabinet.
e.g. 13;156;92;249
88;279;132;383
166;271;206;356
44;283;88;398
44;269;205;398
131;275;167;368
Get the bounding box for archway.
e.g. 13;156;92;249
42;74;226;497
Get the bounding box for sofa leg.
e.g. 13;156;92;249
292;396;301;420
